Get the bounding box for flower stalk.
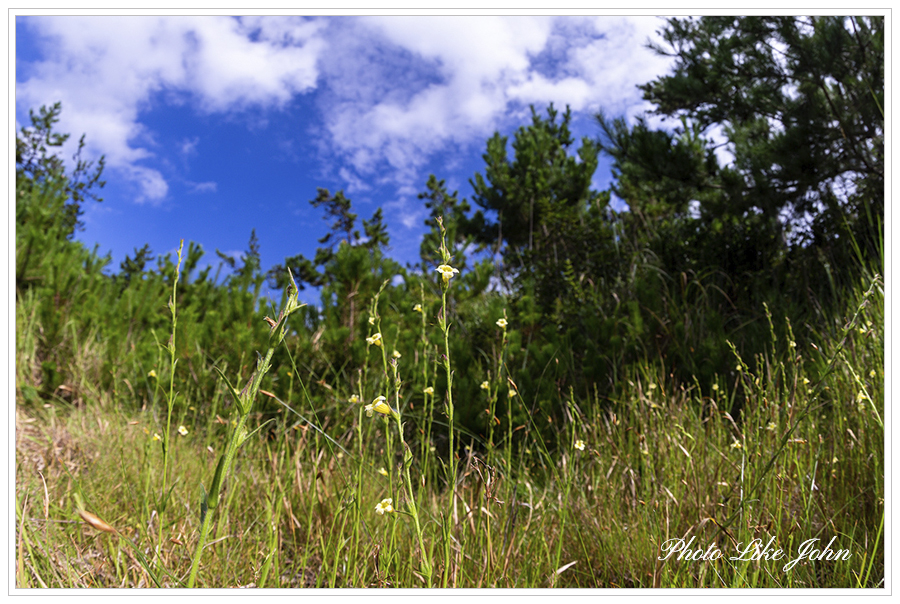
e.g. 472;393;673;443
186;269;303;588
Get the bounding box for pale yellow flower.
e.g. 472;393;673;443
368;316;375;325
177;425;189;437
574;440;585;451
496;318;508;329
766;422;776;432
508;389;516;398
365;396;393;418
148;370;157;379
436;264;459;283
152;433;161;442
730;440;742;450
378;467;388;477
392;350;401;359
870;370;876;378
349;394;360;404
413;303;423;313
423;387;434;395
480;381;490;391
366;333;383;347
712;383;719;392
375;498;394;515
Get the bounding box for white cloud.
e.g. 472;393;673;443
16;15;675;210
188;181;217;194
180;137;200;156
317;16;674;190
17;16;325;203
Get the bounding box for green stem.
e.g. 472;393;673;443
158;240;183;564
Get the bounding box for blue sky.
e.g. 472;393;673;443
15;14;676;305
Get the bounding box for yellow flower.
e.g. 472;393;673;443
148;370;157;379
365;396;393;418
177;425;189;436
574;439;585;451
508;389;516;398
413;303;423;313
366;333;383;347
496;318;508;329
378;467;388;477
423;387;434;395
349;394;360;404
712;383;719;392
375;498;394;515
368;316;375;325
152;433;161;441
766;422;776;432
870;370;876;378
436;264;459;283
392;350;401;359
730;440;742;450
480;381;490;391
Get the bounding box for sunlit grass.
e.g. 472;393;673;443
13;220;883;589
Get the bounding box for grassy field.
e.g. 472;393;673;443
13;245;884;590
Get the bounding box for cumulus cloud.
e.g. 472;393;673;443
315;16;674;215
16;15;325;203
16;14;674;214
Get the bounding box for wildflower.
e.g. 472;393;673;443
424;387;434;395
378;467;388;477
856;391;866;402
375;498;394;515
368;316;375;325
574;439;585;451
496;318;508;329
413;303;423;313
712;383;719;392
436;264;459;283
480;381;490;391
648;383;657;390
392;350;401;359
366;333;383;347
365;396;393;418
803;377;810;385
349;394;360;404
870;370;876;378
152;433;161;441
766;422;776;432
789;340;797;348
177;425;189;436
508;389;516;398
148;370;157;379
730;440;742;450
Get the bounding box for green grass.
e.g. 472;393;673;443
14;271;883;588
